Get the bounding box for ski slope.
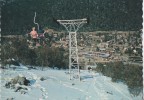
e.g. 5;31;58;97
0;65;143;100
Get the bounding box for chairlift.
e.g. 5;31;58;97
26;12;56;48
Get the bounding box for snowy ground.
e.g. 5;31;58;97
0;65;143;100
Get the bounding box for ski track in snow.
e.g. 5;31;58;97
96;75;130;100
47;75;92;99
92;72;133;100
26;71;48;100
106;79;132;100
92;72;108;100
24;71;134;100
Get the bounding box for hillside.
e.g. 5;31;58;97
1;0;142;35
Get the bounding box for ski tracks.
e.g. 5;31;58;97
26;71;48;100
48;75;93;100
93;72;132;100
106;80;132;100
92;72;109;100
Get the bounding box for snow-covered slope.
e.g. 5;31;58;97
0;65;143;100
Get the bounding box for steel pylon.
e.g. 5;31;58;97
57;18;87;80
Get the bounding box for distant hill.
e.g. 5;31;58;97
1;0;142;35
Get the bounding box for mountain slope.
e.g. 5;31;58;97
1;0;142;35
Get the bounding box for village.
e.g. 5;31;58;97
26;30;142;70
2;29;142;70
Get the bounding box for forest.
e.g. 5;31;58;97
1;0;142;35
1;36;69;69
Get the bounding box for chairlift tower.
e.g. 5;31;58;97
57;18;87;80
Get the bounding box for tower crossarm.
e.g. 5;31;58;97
57;18;87;24
57;18;87;32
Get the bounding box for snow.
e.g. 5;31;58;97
0;65;143;100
